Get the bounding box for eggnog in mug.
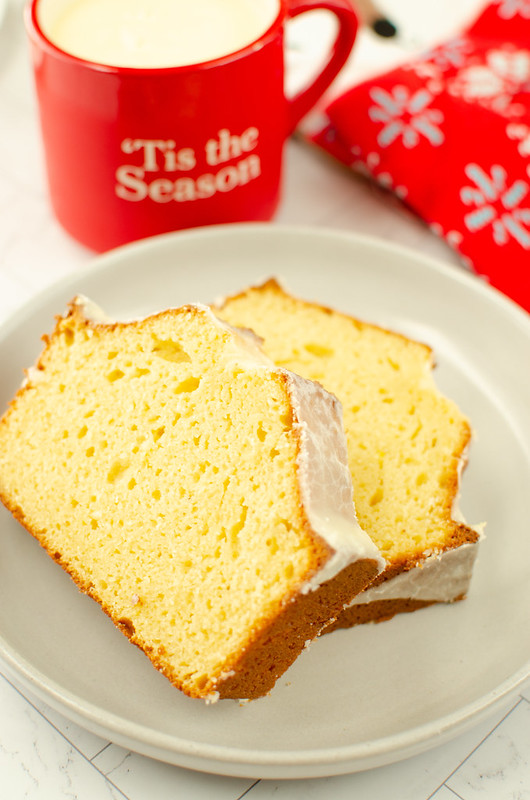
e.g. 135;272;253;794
38;0;279;68
28;0;357;250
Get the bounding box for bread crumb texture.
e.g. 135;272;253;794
0;301;374;700
217;279;478;575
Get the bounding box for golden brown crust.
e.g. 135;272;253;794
213;557;381;699
325;597;439;630
332;516;478;623
216;277;434;358
363;519;479;591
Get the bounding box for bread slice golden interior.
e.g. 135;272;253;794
216;279;480;626
0;298;382;699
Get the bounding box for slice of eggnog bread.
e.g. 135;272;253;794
0;298;383;700
215;278;481;627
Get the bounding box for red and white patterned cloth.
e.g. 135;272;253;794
309;0;530;312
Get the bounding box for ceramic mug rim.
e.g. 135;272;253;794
25;0;286;76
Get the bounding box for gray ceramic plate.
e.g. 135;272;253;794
0;224;529;779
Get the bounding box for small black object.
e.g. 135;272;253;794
372;17;398;37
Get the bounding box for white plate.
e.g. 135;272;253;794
0;224;529;779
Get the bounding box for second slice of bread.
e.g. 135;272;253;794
216;278;481;627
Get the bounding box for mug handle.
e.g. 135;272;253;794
286;0;358;135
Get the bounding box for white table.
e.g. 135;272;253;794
1;1;529;798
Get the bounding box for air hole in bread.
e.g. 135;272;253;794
107;459;130;483
411;422;423;440
174;376;201;394
230;505;247;557
106;369;125;382
369;487;384;506
304;343;334;357
266;536;278;554
152;426;165;443
151;335;191;363
279;411;291;430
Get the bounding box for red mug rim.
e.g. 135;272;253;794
25;0;286;75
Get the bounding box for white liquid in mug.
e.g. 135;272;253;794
39;0;279;68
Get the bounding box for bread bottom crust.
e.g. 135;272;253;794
324;596;467;630
214;557;382;700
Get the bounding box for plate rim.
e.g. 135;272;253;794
1;223;529;778
1;223;529;338
1;628;528;778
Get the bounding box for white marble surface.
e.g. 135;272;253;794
0;0;529;798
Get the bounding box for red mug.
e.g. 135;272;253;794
25;0;358;253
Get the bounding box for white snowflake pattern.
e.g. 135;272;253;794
507;122;530;156
404;38;473;94
461;163;530;247
496;0;530;19
422;38;473;71
403;62;445;96
368;86;444;149
448;47;530;117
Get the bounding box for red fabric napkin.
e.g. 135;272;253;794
309;0;530;313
